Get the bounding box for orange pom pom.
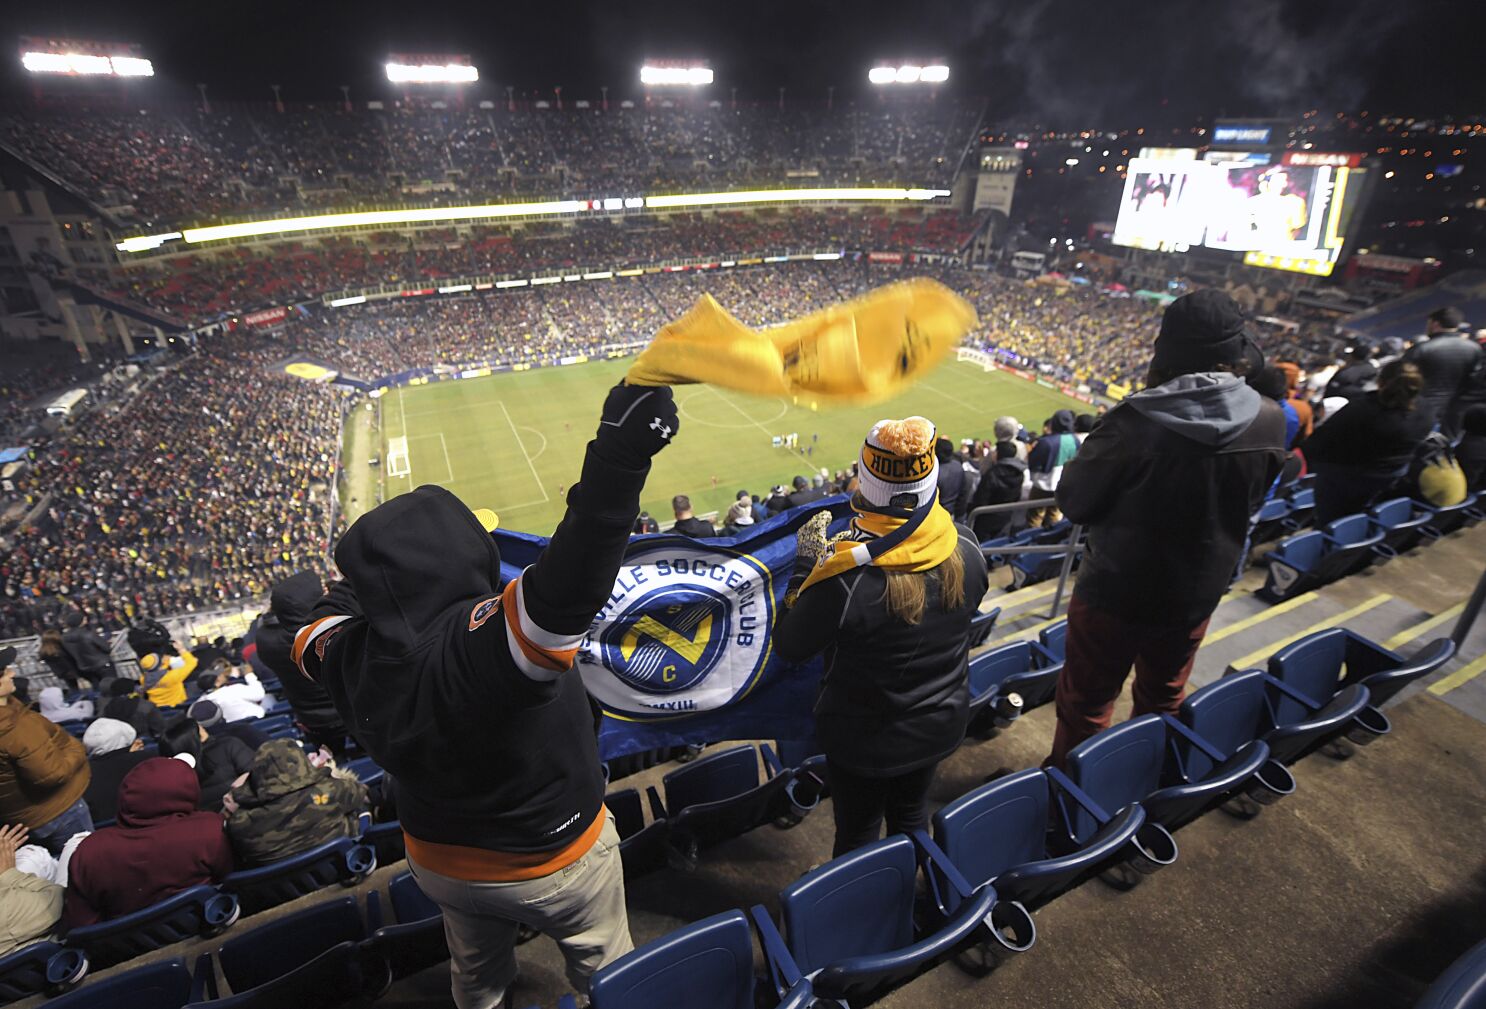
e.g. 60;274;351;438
871;416;936;458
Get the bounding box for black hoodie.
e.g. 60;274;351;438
298;442;648;865
256;572;345;735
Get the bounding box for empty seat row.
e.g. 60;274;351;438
1262;495;1482;601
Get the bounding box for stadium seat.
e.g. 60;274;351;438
45;958;195;1009
1061;713;1270;834
362;871;448;992
661;744;794;871
64;885;239;969
589;909;814;1009
1039;619;1068;663
933;767;1146;909
761;833;1011;1004
1368;498;1437;552
249;714;293;736
220;837;376;915
1419;493;1484;537
1249;496;1294;547
1260;514;1388;601
1007;522;1081;589
59;720;90;738
0;942;86;1006
185;896;368;1008
607;786;670;880
1416;936;1486;1009
967;606;1001;648
1270;628;1457;710
363;820;407;866
966;640;1061;731
1283;485;1316;527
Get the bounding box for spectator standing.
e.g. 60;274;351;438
765;485;792;514
994;416;1028;461
61;613;115;686
294;380;679;1009
1303;361;1434;522
137;646;198;709
37;632;84;692
935;438;965;519
632;512;660;534
0;822;64;957
193;666;267;723
225;739;369;867
101;679;167;741
81;718;151;824
671;495;717;538
1025;411;1078;528
773;417;989;856
0;648;93;856
786;474;826;509
1326;344;1379;404
969;441;1029;541
254;572;348;751
62;758;233;927
1406;306;1483;435
1046;290;1285;768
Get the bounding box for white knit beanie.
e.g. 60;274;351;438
857;417;939;509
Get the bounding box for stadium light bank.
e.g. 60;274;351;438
640;62;713;86
385;57;478;84
868;64;949;85
114;188;951;251
21;51;153;76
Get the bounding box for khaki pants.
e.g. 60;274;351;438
407;813;632;1009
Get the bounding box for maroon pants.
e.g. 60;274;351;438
1046;594;1212;769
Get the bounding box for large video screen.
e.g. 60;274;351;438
1112;151;1369;276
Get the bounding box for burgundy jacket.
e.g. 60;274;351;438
63;758;233;927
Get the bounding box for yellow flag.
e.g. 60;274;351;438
626;278;977;404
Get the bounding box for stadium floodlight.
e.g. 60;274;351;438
385;61;478;84
115;231;181;253
22;51;154;77
869;63;949;85
640;63;713;86
643;187;951;209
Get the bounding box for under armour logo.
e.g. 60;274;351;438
650;417;673;440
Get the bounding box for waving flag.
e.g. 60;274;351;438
493;499;852;759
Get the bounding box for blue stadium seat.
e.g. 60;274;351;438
763;833;1009;1004
933;767;1145;909
1416;936;1486;1009
1260;513;1389;601
185;896;368;1008
1249;496;1294;547
1007;522;1080;589
249;714;293;736
967;606;1001;648
362;820;407;866
607;786;669;880
64;885;239;969
0;941;86;1005
1061;713;1270;834
1270;628;1456;710
362;872;448;992
263;724;301;741
45;958;195;1009
1368;498;1437;552
967;640;1061;731
1039;619;1067;663
661;744;794;871
1283;485;1316;527
1419;493;1483;536
59;720;90;739
979;535;1015;569
590;909;813;1009
220;837;376;915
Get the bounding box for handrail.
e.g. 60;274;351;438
967;500;1084;619
1452;563;1486;648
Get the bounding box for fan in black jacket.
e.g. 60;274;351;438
294;381;677;1009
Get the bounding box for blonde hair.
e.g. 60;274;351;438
883;545;967;625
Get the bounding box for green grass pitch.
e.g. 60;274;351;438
341;356;1093;535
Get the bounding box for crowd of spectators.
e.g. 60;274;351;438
2;101;981;229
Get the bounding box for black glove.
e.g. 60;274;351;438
594;382;679;467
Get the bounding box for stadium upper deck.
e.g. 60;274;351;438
0;100;984;230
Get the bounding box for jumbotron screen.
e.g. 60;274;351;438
1112;150;1370;276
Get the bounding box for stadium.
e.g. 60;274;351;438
0;9;1484;1009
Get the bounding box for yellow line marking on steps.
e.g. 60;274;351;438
1428;652;1486;696
1383;602;1465;651
1229;594;1394;671
1201;592;1320;646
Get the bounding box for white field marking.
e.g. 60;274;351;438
678;389;789;430
518;426;549;460
705;385;786;438
386;436;412;480
406;433;456;483
499;400;550;503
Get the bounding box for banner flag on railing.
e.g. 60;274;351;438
493;499;853;760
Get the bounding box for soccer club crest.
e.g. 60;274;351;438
580;545;774;719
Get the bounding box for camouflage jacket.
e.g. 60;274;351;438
225;740;368;867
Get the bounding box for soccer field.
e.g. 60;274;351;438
341;357;1093;535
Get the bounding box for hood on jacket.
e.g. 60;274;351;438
1048;410;1076;434
269;571;324;628
1126;372;1263;447
325;485;500;659
116;757;202;828
233;739;326;808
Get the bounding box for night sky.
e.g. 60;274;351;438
1;0;1483;122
